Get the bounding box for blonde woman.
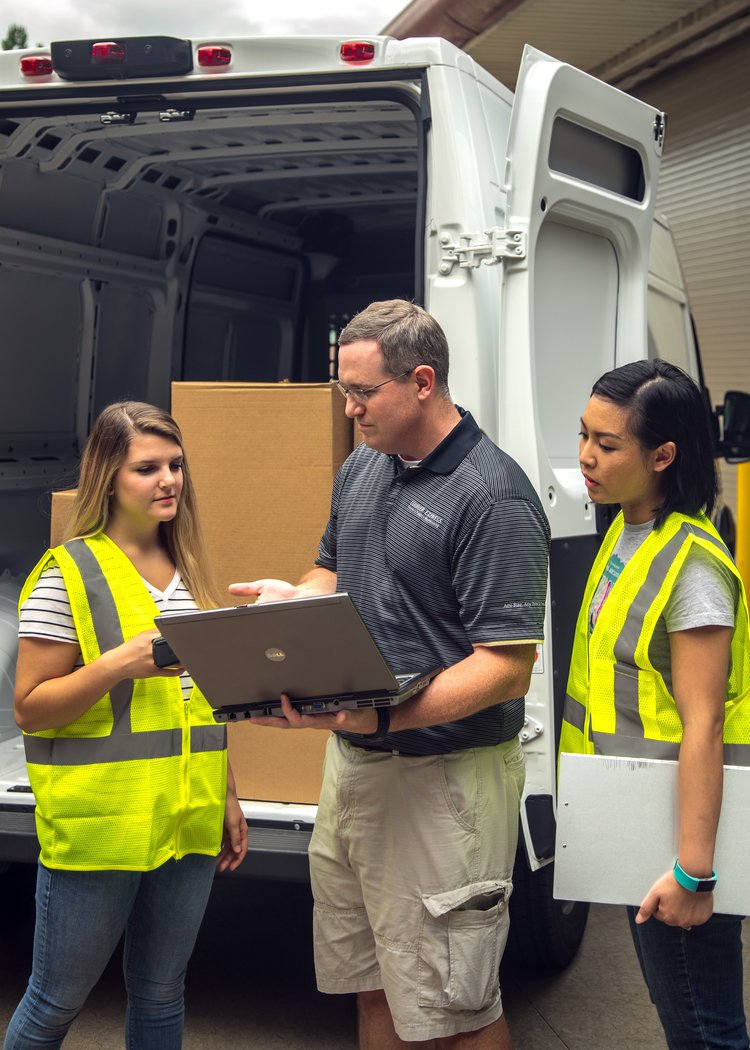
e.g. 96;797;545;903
5;402;246;1050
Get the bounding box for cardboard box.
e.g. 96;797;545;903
171;382;351;595
227;724;328;806
172;382;353;804
50;490;77;547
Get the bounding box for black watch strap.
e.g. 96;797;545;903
370;706;391;740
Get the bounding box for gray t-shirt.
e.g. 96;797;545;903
590;519;737;690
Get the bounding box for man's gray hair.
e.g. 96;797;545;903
339;300;450;396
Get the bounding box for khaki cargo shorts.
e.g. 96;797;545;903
309;733;525;1041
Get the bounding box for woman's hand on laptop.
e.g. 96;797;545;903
228;579;301;604
250;694;378;734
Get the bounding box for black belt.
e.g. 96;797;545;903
349;734;520;756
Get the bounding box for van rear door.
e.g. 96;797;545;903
492;47;665;877
499;45;665;536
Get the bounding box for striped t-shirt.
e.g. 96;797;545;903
19;564;198;700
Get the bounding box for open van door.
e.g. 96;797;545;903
497;46;666;969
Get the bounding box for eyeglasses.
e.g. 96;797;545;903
335;369;413;405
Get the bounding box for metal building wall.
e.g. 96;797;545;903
638;34;750;513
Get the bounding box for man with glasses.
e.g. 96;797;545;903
230;300;549;1049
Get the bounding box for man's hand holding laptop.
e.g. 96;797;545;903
227;575;378;735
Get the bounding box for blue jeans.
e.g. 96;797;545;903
4;854;216;1049
627;906;749;1050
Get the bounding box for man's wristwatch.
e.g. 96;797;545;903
673;859;717;893
367;707;391;741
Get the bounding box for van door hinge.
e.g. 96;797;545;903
439;228;526;274
520;713;544;744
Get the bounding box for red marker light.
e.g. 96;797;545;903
91;41;126;63
197;46;232;68
340;41;375;65
21;55;53;77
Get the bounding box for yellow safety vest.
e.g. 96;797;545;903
560;511;750;765
20;533;227;871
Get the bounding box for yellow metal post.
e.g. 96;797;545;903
737;462;750;592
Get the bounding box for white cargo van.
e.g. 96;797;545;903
0;34;747;972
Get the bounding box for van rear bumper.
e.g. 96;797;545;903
0;803;39;863
0;785;315;883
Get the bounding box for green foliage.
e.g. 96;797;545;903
2;23;28;50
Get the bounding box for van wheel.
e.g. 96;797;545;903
504;850;589;973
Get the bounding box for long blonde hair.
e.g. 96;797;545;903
64;402;220;609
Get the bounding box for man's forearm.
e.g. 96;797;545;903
297;566;337;594
388;642;535;734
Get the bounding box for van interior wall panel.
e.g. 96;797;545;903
92;286;159;417
0;165;101;243
640;34;750;511
0;90;421;576
0;270;82;438
101;193;166;257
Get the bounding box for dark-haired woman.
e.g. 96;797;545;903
560;359;750;1050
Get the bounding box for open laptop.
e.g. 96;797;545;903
153;592;440;722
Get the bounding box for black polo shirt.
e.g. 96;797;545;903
315;409;550;755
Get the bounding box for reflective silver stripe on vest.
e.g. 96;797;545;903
590;732;750;767
683;522;732;560
724;744;750;767
590;731;680;760
65;539;133;731
24;729;182;765
611;530;686;738
191;725;227;753
562;693;586;734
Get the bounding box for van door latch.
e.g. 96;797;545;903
100;111;136;126
438;228;527;274
159;108;196;123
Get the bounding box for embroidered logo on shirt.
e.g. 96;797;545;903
406;499;444;529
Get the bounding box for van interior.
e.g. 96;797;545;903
0;87;423;575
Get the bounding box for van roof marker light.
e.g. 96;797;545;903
197;46;232;68
340;41;376;65
91;42;127;64
20;56;53;77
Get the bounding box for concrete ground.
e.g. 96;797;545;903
2;863;748;1048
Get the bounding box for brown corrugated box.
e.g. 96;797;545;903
50;383;352;805
171;382;352;804
50;490;77;548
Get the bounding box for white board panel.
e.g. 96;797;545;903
554;752;750;915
